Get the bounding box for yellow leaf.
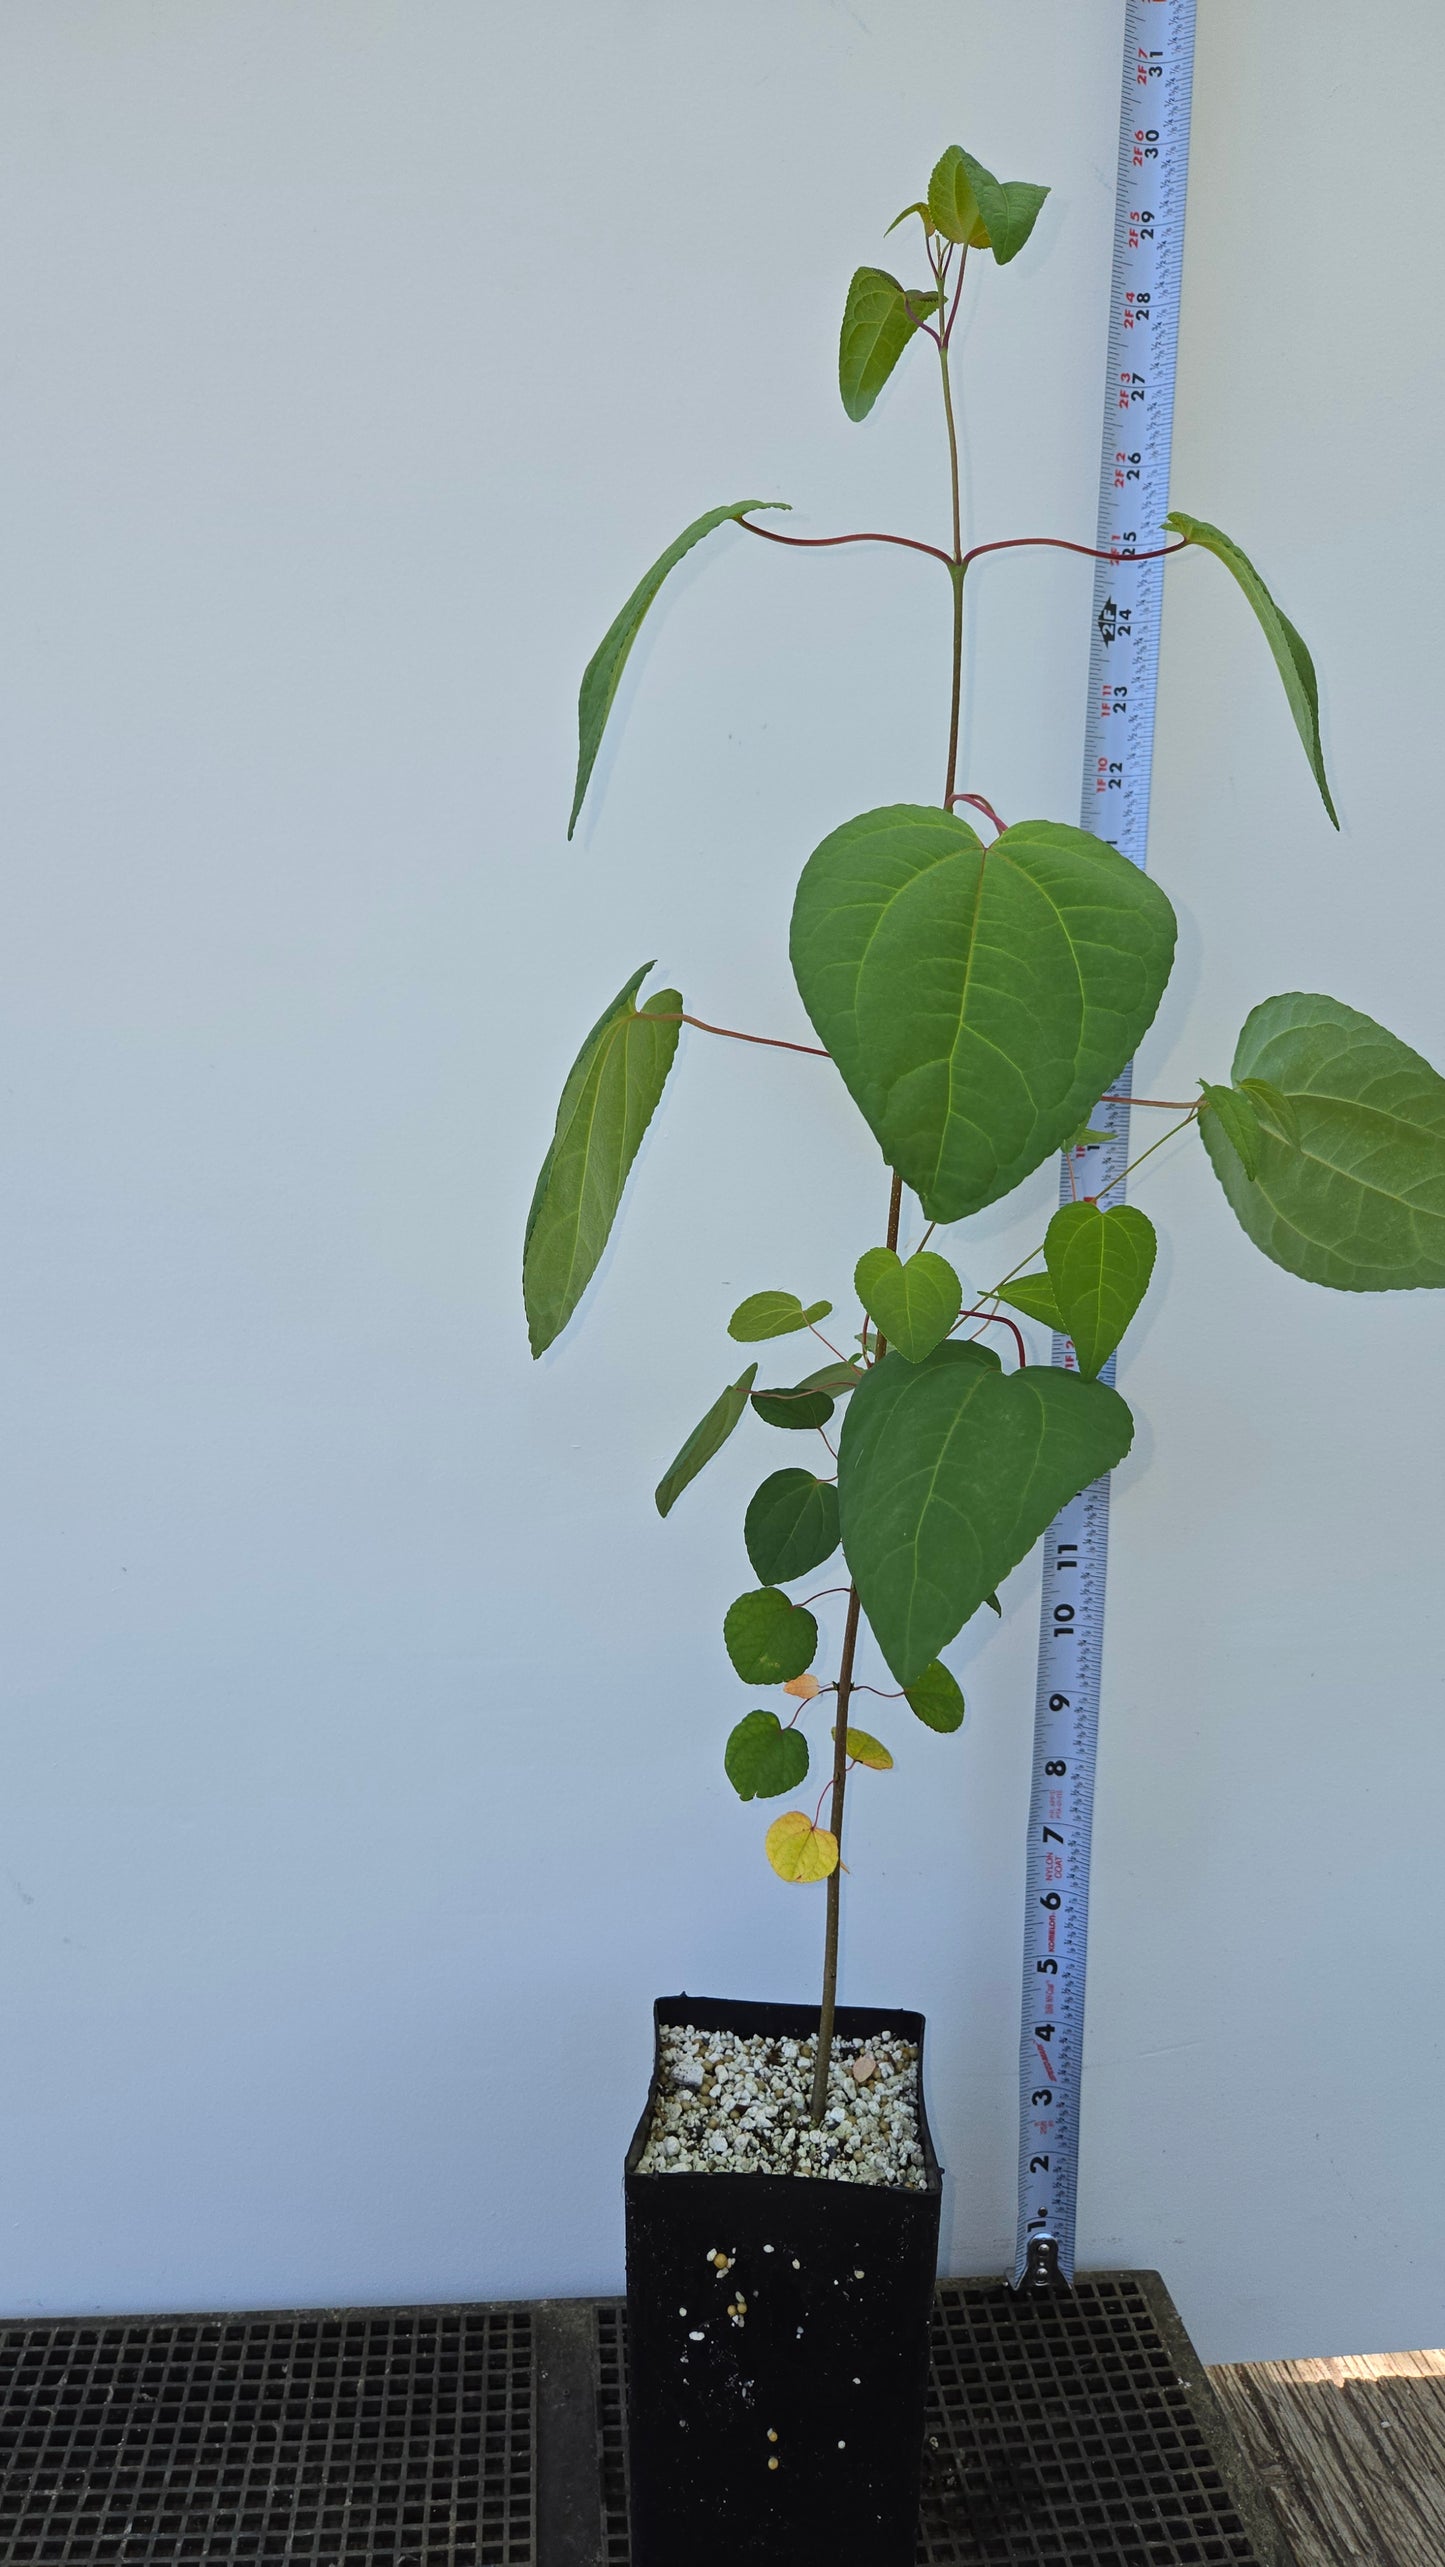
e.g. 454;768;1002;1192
783;1671;821;1700
765;1810;839;1883
845;1727;893;1770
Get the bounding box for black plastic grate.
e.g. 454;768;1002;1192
0;2306;534;2567
918;2278;1269;2564
596;2277;1288;2566
594;2305;631;2567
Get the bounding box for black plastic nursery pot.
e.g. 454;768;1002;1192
624;1991;942;2567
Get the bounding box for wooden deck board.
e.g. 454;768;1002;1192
1209;2355;1445;2567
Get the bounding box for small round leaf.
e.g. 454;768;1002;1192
845;1728;894;1770
744;1471;841;1584
723;1588;819;1685
903;1660;966;1734
725;1712;810;1803
765;1809;839;1883
751;1386;836;1430
728;1290;832;1343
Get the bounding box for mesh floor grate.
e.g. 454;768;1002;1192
0;2305;534;2567
596;2277;1287;2567
594;2306;631;2567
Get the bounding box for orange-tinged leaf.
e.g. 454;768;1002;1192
765;1810;840;1883
783;1671;821;1700
845;1727;893;1770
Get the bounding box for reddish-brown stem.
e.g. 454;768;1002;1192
739;517;953;570
636;1009;827;1058
811;1582;863;2126
948;791;1007;837
898;289;942;348
960;533;1188;574
959;1307;1028;1368
943;241;970;348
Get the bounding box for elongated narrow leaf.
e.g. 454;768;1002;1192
884;200;934;238
838;267;941;422
723;1587;819;1684
655;1364;758;1517
791;806;1176;1222
1199;1079;1262;1179
569;500;789;834
1200;993;1445;1289
855;1245;962;1363
525;965;681;1354
1043;1201;1157;1379
839;1341;1133;1683
995;1272;1066;1331
729;1289;832;1343
1166;511;1338;827
744;1469;841;1584
726;1712;810;1802
903;1659;965;1733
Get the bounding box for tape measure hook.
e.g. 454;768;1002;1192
1014;2235;1072;2296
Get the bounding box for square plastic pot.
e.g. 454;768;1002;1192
624;1992;942;2567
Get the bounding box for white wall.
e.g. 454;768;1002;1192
0;0;1440;2365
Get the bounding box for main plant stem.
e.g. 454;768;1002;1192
810;1170;905;2125
809;266;970;2121
938;259;967;805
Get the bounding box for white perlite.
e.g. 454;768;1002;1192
636;2024;926;2188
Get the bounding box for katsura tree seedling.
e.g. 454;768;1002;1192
524;142;1445;2128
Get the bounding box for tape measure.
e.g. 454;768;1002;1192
1011;0;1197;2292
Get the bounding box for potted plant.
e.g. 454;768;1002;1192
524;141;1445;2567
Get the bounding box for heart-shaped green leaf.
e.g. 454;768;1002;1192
995;1272;1066;1332
838;267;941;422
839;1342;1134;1683
729;1290;833;1343
790;806;1177;1223
1200;993;1445;1289
1165;512;1338;827
1199;1080;1262;1179
654;1364;758;1517
855;1246;963;1363
903;1659;966;1733
928;147;1049;261
745;1470;841;1584
1043;1202;1157;1379
927;145;987;245
724;1588;819;1684
569;500;789;835
525;965;682;1355
725;1711;810;1802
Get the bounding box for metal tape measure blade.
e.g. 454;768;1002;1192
1011;0;1196;2290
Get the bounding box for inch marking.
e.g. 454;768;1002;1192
1012;0;1196;2291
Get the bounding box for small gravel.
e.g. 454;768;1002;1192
636;2023;926;2188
